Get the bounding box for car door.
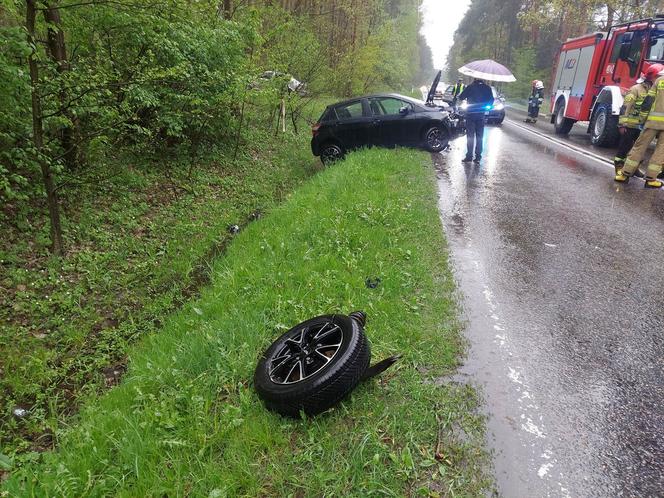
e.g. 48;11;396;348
368;97;418;147
330;99;371;151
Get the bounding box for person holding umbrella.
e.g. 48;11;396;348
457;79;494;163
457;59;516;163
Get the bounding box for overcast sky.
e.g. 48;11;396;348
420;0;471;70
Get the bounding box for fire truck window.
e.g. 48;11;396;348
647;28;664;61
626;31;645;78
610;33;625;63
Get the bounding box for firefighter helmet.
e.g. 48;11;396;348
532;80;544;89
643;64;664;81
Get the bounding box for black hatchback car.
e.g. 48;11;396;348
311;94;451;164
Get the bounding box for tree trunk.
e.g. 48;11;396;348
27;0;64;255
223;0;232;19
43;2;79;170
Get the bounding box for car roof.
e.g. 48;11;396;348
329;93;425;108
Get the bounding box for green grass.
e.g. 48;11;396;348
2;148;490;497
0;111;321;458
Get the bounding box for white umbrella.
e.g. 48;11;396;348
459;59;516;83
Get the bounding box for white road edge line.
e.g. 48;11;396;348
504;118;614;168
505;118;649;184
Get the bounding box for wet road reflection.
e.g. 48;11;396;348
433;125;664;497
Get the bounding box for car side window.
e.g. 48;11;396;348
334;101;364;121
370;97;411;116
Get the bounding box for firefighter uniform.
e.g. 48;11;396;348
525;82;545;123
618;75;664;187
614;81;651;173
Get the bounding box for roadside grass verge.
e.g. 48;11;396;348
3;148;490;496
0;114;320;458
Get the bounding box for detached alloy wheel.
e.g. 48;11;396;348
254;313;370;417
320;143;344;165
424;126;448;152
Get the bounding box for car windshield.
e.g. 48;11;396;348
647;23;664;61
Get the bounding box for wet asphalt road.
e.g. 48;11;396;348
433;120;664;497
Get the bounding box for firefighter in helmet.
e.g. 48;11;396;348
615;65;664;187
613;63;664;176
525;80;545;123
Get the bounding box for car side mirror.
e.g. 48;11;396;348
399;106;410;115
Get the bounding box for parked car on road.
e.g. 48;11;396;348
457;86;505;124
311;94;452;164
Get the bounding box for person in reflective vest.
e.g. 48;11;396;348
613;64;664;175
525;80;544;123
616;65;664;188
452;78;465;104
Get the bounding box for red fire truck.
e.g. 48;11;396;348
550;15;664;146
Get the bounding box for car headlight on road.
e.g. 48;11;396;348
460;101;468;110
494;102;505;111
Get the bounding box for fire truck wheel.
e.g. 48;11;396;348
553;100;575;135
590;103;620;147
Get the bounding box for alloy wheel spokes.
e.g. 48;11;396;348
269;320;344;384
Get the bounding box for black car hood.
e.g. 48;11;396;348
425;70;442;107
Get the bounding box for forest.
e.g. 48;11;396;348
1;0;426;253
447;0;663;99
1;0;429;461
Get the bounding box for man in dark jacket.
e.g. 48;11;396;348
457;78;494;163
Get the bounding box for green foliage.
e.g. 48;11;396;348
505;47;547;101
0;102;320;461
3;148;491;496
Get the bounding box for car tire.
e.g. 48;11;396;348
320;143;344;165
554;100;575;135
590;103;620;147
254;313;371;417
424;126;449;152
494;115;504;125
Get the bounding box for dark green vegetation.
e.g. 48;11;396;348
1;0;433;465
447;0;661;100
3;148;491;496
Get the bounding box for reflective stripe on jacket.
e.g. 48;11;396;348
641;77;664;130
453;83;465;97
619;82;649;128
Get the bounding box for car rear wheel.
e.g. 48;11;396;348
554;100;575;135
590;103;620;147
424;126;448;152
320;143;344;165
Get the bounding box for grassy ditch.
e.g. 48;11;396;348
0;118;320;459
3;148;490;496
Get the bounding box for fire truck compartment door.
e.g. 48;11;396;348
558;49;580;90
571;45;595;97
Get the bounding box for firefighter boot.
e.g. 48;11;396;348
614;170;630;183
644;177;663;188
613;159;624;174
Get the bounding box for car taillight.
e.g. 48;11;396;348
312;123;321;137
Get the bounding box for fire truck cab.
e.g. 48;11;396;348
550;16;664;146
